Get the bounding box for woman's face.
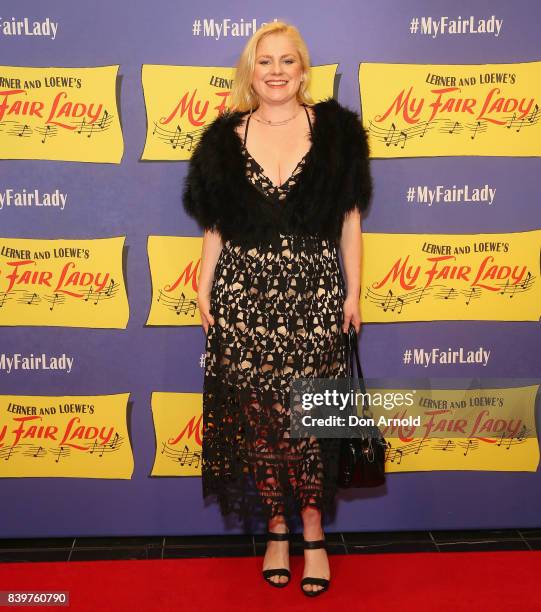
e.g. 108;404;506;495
251;32;304;105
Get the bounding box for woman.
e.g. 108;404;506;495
183;21;372;597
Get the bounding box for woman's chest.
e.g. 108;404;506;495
234;115;313;192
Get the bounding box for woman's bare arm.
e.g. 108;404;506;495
198;229;223;333
339;208;362;333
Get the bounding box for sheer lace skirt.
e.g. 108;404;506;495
203;233;347;528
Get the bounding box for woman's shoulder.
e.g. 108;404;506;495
312;97;361;122
312;97;368;148
192;109;244;164
194;108;246;151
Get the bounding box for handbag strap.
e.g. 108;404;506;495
345;325;372;419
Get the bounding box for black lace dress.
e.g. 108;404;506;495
202;105;347;529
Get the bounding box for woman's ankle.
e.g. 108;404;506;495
268;515;288;533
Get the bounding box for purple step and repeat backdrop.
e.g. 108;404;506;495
1;0;540;537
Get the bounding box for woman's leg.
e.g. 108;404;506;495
263;513;290;585
296;437;330;594
301;506;330;593
241;392;291;585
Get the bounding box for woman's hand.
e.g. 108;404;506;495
342;294;361;334
198;292;215;335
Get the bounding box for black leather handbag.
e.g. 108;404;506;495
338;325;388;488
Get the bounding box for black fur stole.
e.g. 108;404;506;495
182;97;373;249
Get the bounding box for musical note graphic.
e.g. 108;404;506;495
18;123;31;137
456;438;479;456
447;120;461;134
527;103;540;124
88;433;123;456
0;291;11;308
497;272;535;297
161;442;201;468
463;287;481;306
151;121;205;151
384;439;430;463
83;280;120;305
43;292;66;311
72;109;113;137
89;440;102;456
380;289;404;313
382;122;407;148
380;433;535;466
365;286;432;314
0;446;16;461
40;125;53;144
98;109;109;129
34;124;59;143
3;121;34;138
16;291;41;306
108;432;120;450
469;121;481;140
496;426;532;449
33;445;45;457
3;120;62;143
157;289;197;316
25;445;47;458
389;448;402;464
435;287;457;301
386;438;430;464
504;105;540;132
105;278;115;296
26;293;40;305
0;285;122;313
433;439;456;452
169;125;183;149
382;122;396;146
52;446;70;463
506;112;524;133
367;117;496;146
2;109;115;146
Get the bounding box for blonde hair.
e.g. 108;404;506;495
230;21;314;112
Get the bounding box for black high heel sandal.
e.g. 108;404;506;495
300;538;330;597
262;529;291;588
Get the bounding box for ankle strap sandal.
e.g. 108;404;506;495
300;538;330;597
262;529;291;588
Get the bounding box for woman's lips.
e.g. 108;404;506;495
266;80;288;88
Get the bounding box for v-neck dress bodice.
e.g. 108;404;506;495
241;148;308;202
241;104;313;203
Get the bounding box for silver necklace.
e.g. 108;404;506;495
251;104;304;126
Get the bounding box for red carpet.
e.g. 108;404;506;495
1;551;540;611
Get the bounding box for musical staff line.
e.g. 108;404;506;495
384;432;531;464
151;121;206;151
156;288;197;317
365;275;536;313
87;433;123;456
367;105;540;148
161;442;201;468
0;283;122;312
0;111;113;143
70;109;113;137
0;437;124;463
